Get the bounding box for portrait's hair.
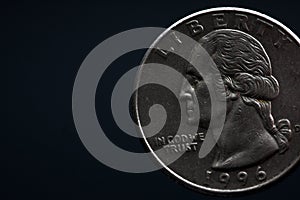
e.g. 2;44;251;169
199;29;291;153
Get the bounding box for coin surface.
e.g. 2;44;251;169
134;7;300;194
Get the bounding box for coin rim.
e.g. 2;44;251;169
136;7;300;193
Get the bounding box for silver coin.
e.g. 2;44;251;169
134;7;300;194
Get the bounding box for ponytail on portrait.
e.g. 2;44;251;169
242;97;292;154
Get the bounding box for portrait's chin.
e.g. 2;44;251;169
187;117;198;125
184;104;209;128
187;117;209;129
186;116;209;129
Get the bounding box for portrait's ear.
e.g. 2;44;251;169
225;86;239;101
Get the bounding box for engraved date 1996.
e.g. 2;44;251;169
205;166;267;187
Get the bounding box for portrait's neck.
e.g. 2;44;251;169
212;97;279;170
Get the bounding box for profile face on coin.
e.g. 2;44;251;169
135;7;300;194
182;29;290;170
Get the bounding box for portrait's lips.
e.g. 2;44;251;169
187;109;194;117
187;99;194;109
180;91;194;120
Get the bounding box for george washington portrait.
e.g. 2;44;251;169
180;29;292;169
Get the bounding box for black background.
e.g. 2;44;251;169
5;0;300;199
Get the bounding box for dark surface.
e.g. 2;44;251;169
4;0;300;199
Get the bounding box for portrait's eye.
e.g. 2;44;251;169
187;74;199;86
186;67;202;87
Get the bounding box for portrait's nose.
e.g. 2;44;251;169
179;78;194;101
